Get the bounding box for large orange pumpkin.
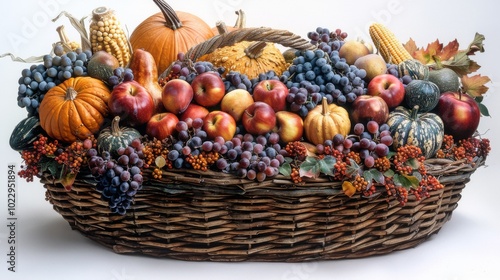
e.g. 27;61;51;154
38;77;111;142
129;0;215;75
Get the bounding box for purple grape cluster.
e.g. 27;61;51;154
386;63;413;86
17;44;92;116
307;27;348;53
167;118;286;182
350;121;393;167
212;132;285;182
87;139;145;215
166;53;225;84
316;121;394;168
107;67;134;88
224;71;253;92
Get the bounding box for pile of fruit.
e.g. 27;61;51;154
9;0;491;215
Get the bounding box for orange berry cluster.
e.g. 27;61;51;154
186;151;219;171
353;175;368;192
152;167;163;179
284;141;308;161
290;167;302;184
392;145;425;175
142;138;170;169
345;151;361;165
374;156;391;172
333;160;348;181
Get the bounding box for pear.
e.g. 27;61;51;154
339;40;371;65
354;54;387;82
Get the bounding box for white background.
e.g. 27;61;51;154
1;0;499;279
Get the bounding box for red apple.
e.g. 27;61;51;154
191;72;225;107
179;103;209;121
109;80;155;126
367;74;405;108
252;80;289;112
162;79;193;114
241;101;276;135
203;111;237;141
436;92;480;140
350;95;389;125
220;89;254;122
274;111;303;143
146;112;179;140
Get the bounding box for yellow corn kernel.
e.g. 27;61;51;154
369;23;412;64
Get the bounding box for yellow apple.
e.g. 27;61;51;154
220;89;254;122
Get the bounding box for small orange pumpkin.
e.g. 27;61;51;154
199;41;289;79
303;97;351;145
38;77;111;142
129;0;215;75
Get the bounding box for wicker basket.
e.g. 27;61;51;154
37;27;486;262
41;156;484;262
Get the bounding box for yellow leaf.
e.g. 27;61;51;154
461;74;491;97
342;181;356;198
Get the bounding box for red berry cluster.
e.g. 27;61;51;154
436;135;491;164
18;135;59;182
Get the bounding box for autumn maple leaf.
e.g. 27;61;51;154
406;38;459;68
461;74;491;98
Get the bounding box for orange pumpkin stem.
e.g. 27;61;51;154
244;41;267;59
110;116;123;136
153;0;182;30
65;87;78;101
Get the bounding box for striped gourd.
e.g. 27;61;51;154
97;116;141;156
89;7;131;67
387;106;444;158
9;116;43;151
369;23;413;64
398;59;429;80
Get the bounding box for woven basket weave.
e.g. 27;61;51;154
41;156;484;262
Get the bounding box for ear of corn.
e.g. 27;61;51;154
89;7;131;67
369;23;412;64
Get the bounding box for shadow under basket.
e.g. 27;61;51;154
41;157;484;262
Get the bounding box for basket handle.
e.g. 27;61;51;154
184;27;316;61
158;27;315;81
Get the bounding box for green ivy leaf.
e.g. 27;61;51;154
299;156;320;178
407;158;421;170
478;101;490;117
384;169;395;178
318;155;336;176
279;162;292;177
346;159;361;177
363;169;385;185
393;173;420;189
40;157;61;178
